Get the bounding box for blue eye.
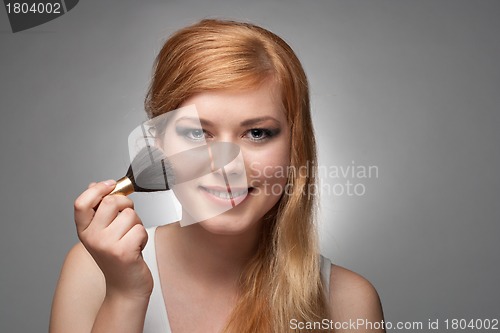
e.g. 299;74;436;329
176;127;206;142
189;129;205;140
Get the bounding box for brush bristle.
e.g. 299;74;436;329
125;146;174;193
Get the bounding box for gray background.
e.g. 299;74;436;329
1;0;499;332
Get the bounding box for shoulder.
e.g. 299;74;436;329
50;242;105;332
328;264;385;332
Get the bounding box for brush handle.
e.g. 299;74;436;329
109;176;134;196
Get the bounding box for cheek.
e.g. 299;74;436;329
245;146;290;187
157;129;183;156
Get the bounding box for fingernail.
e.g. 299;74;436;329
103;179;116;186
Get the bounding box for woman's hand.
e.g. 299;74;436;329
73;180;153;301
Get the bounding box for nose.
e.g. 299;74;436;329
163;141;241;185
208;141;246;178
220;150;245;176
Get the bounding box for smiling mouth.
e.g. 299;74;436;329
200;186;250;199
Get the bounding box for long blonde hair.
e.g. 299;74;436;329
145;19;329;332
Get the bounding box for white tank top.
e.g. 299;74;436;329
142;226;332;333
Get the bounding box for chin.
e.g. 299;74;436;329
196;210;260;236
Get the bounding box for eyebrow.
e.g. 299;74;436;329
240;116;281;127
175;116;281;127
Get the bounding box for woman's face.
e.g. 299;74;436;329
159;80;290;235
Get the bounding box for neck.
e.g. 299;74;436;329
158;220;262;286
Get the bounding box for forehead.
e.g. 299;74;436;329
179;81;285;124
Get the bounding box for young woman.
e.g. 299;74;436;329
50;19;385;333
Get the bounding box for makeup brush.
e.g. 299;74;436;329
109;142;241;196
110;146;172;196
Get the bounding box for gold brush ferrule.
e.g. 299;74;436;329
109;176;134;196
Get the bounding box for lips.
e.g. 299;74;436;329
199;185;253;207
202;187;248;199
200;186;249;198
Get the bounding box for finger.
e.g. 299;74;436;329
88;182;98;189
120;224;148;253
74;180;116;233
106;208;142;241
91;195;134;231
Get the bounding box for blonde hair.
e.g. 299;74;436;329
145;19;329;332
